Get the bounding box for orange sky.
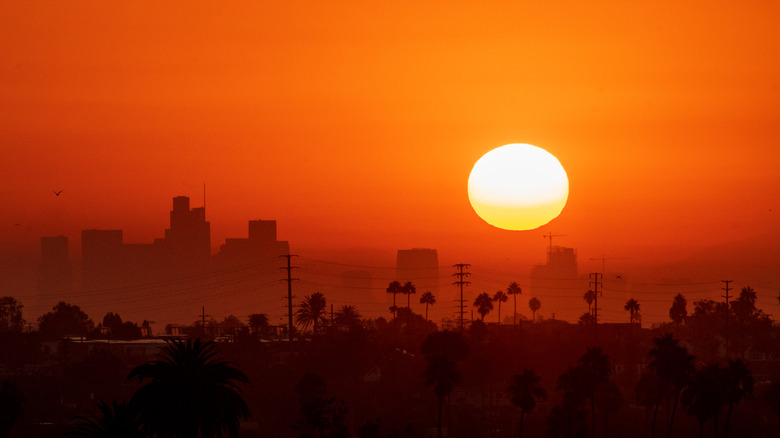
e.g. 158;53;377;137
2;1;780;324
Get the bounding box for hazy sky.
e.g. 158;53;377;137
3;1;779;324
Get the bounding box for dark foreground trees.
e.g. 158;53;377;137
128;338;249;438
508;369;545;438
421;331;468;438
66;400;143;438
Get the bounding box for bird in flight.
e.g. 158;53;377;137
53;190;64;196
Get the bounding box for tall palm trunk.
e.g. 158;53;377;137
425;303;429;322
666;390;680;438
437;395;444;438
651;381;665;438
724;403;734;438
519;409;525;438
513;295;517;325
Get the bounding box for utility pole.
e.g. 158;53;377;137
722;279;732;356
453;263;471;330
198;306;211;338
280;254;299;343
589;273;602;343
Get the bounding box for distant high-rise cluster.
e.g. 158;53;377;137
38;196;289;323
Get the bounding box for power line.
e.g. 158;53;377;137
280;254;299;343
453;263;471;330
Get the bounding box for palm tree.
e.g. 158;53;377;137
528;297;541;322
420;291;436;322
722;359;753;438
649;334;694;438
386;281;402;321
424;356;460;438
493;290;508;324
506;282;522;325
624;298;641;325
295;292;327;335
682;364;724;438
584;290;595;316
578;347;613;437
66;400;143;438
402;281;416;310
128;339;249;438
421;331;468;438
334;305;362;329
473;293;494;322
508;369;546;438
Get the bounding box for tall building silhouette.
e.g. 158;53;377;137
38;236;73;296
530;245;585;321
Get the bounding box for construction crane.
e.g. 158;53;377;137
542;232;566;253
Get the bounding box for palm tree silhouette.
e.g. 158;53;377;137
66;400;143;438
493;290;508;324
528;297;541;323
649;334;694;438
624;298;641;325
295;292;327;335
722;359;753;438
506;282;522;326
386;281;402;323
508;369;546;438
334;305;362;330
682;364;723;438
473;293;494;322
584;290;595;316
421;331;468;438
402;281;416;310
128;338;249;438
420;291;436;322
577;347;613;437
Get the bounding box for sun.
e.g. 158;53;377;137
468;143;569;230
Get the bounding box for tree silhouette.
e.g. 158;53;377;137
248;313;269;338
577;347;613;436
506;282;522;326
649;334;694;438
730;287;757;359
584;290;595;316
128;338;249;438
334;305;362;330
421;331;468;438
402;281;416;310
66;400;143;438
0;297;24;333
38;301;93;338
493;290;508;324
386;281;402;323
578;312;595;325
722;359;753;438
508;369;545;438
0;380;23;438
293;373;349;438
682;364;724;438
473;293;493;322
419;291;436;322
669;294;687;333
296;292;327;335
528;297;541;322
624;298;641;325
